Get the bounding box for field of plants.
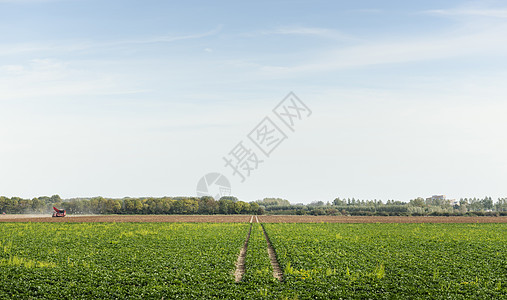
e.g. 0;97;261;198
0;222;251;299
0;220;505;299
264;223;507;299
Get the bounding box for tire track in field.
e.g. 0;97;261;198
234;223;252;282
260;223;283;281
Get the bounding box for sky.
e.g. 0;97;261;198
1;0;506;204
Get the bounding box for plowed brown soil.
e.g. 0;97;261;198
1;214;505;223
258;215;507;223
0;215;251;223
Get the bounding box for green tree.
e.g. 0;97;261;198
173;198;199;214
333;198;345;206
410;197;425;207
249;202;261;214
219;198;234;214
481;197;493;210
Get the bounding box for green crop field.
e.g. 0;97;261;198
0;223;250;299
264;223;507;299
0;222;505;299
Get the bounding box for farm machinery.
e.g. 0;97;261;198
52;206;66;217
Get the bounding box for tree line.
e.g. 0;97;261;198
1;195;506;216
297;197;507;216
0;196;262;215
261;197;507;216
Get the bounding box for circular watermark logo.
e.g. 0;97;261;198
196;172;232;200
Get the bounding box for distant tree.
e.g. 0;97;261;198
198;196;218;214
312;208;325;216
134;199;143;214
496;198;507;212
0;196;7;212
256;198;290;206
173;198;198;214
232;201;250;214
249;202;261;215
105;199;121;214
161;198;175;214
469;198;482;211
482;197;493;210
218;198;234;214
31;198;46;213
50;195;62;203
409;197;425;207
326;208;339;215
333;198;345;206
219;196;238;203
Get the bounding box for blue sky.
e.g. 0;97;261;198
1;0;506;203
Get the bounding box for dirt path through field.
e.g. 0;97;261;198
234;223;252;282
260;224;283;281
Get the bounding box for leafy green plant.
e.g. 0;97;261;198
0;222;505;299
264;223;507;299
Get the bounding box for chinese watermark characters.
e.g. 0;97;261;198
223;92;311;183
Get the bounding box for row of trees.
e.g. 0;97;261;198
260;197;507;216
0;196;262;215
1;195;506;216
0;195;63;214
300;196;507;216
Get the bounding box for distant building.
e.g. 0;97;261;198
426;195;446;202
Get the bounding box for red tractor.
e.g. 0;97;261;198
52;207;66;217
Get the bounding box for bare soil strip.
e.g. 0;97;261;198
260;224;283;281
2;214;504;223
0;215;252;223
234;224;252;282
249;215;253;223
257;215;507;223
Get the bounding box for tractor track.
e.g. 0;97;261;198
260;223;283;281
234;223;252;282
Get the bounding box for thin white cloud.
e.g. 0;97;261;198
426;8;507;18
111;25;223;45
347;9;383;14
0;26;222;56
224;4;507;77
254;21;507;76
244;26;354;40
0;26;222;101
267;26;346;38
0;58;145;100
